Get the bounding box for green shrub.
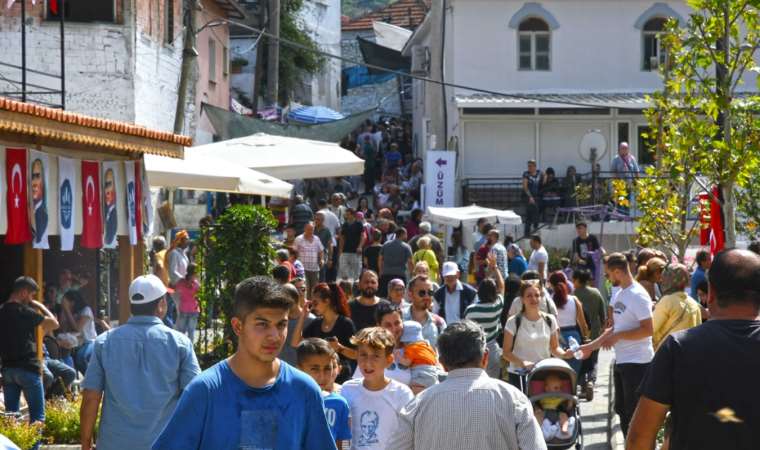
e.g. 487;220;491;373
0;415;42;450
196;205;277;362
43;397;83;444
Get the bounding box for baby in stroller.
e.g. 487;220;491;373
533;374;577;441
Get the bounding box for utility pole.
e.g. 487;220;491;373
251;9;268;114
174;0;198;134
265;0;280;106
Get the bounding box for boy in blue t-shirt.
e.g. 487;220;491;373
152;276;336;450
297;338;352;449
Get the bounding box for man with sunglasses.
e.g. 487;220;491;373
403;275;446;349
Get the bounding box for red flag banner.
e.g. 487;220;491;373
5;148;32;244
709;186;725;255
81;160;103;249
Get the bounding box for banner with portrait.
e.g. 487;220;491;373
29;150;51;249
58;156;77;251
81;160;103;249
139;159;153;238
101;161;121;249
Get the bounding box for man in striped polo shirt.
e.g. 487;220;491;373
464;252;505;378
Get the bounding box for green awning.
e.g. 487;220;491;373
202;103;376;142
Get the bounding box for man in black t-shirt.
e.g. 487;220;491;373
571;221;601;276
628;249;760;450
348;270;389;331
0;276;59;423
338;208;366;282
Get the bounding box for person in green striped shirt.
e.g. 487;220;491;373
464;252;505;378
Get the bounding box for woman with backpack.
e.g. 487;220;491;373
502;280;574;389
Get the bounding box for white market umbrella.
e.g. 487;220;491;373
426;204;523;227
185;133;364;180
144;154;293;198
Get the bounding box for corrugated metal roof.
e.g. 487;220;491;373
455;92;653;109
342;0;429;31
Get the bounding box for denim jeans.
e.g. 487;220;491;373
43;358;77;395
176;312;199;342
74;341;94;376
2;367;45;422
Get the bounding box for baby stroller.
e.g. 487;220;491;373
519;358;584;450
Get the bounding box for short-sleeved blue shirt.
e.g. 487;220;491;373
152;359;337;450
82;315;200;450
323;392;352;441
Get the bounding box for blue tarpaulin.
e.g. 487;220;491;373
342;65;396;90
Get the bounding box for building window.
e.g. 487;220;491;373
165;0;174;44
208;38;217;83
518;18;550;71
637;125;657;166
642;17;667;71
47;0;115;22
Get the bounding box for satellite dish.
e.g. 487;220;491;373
579;130;607;163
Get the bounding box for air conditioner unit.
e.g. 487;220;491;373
649;56;659;69
411;45;430;75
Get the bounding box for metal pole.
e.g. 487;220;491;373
59;0;65;109
21;0;27;102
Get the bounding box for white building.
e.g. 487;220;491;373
298;0;343;109
405;1;757;206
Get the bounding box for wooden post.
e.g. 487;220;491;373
22;242;44;370
118;237;134;324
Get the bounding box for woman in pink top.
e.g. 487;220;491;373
174;263;200;342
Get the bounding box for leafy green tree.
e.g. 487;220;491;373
648;0;760;247
640;0;760;250
196;205;278;365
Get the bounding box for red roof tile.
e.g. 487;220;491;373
0;97;192;147
342;0;429;31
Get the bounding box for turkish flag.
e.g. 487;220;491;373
134;160;142;242
81;160;103;249
709;186;725;255
5;148;32;244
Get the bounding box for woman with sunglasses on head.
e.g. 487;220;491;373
502;280;574;388
464;252;505;378
291;282;356;383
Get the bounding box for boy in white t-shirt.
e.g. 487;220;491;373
341;327;414;450
579;253;653;437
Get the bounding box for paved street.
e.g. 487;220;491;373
578;349;621;450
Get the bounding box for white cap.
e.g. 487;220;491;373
441;261;459;277
128;275;168;304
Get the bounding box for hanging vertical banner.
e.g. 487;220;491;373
140;159;153;237
124;161;138;245
81;160;103;249
101;161;121;249
424;150;456;210
6;148;32;244
58;156;77;251
134;160;143;242
29;150;50;249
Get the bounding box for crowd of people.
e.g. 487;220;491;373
521;141;641;235
1;113;759;449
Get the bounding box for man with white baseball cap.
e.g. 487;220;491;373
80;275;200;450
434;262;478;325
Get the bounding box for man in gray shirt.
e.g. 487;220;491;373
610;142;640;214
388;321;546;450
378;227;414;298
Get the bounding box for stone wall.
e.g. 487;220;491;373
340;29;401;115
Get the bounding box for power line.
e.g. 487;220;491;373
223;18;630;109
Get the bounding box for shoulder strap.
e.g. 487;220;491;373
511;314;522;352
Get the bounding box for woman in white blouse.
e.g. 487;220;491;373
502;280;573;388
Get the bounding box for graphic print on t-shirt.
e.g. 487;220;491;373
613;301;627;315
240;409;278;450
358;410;380;447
